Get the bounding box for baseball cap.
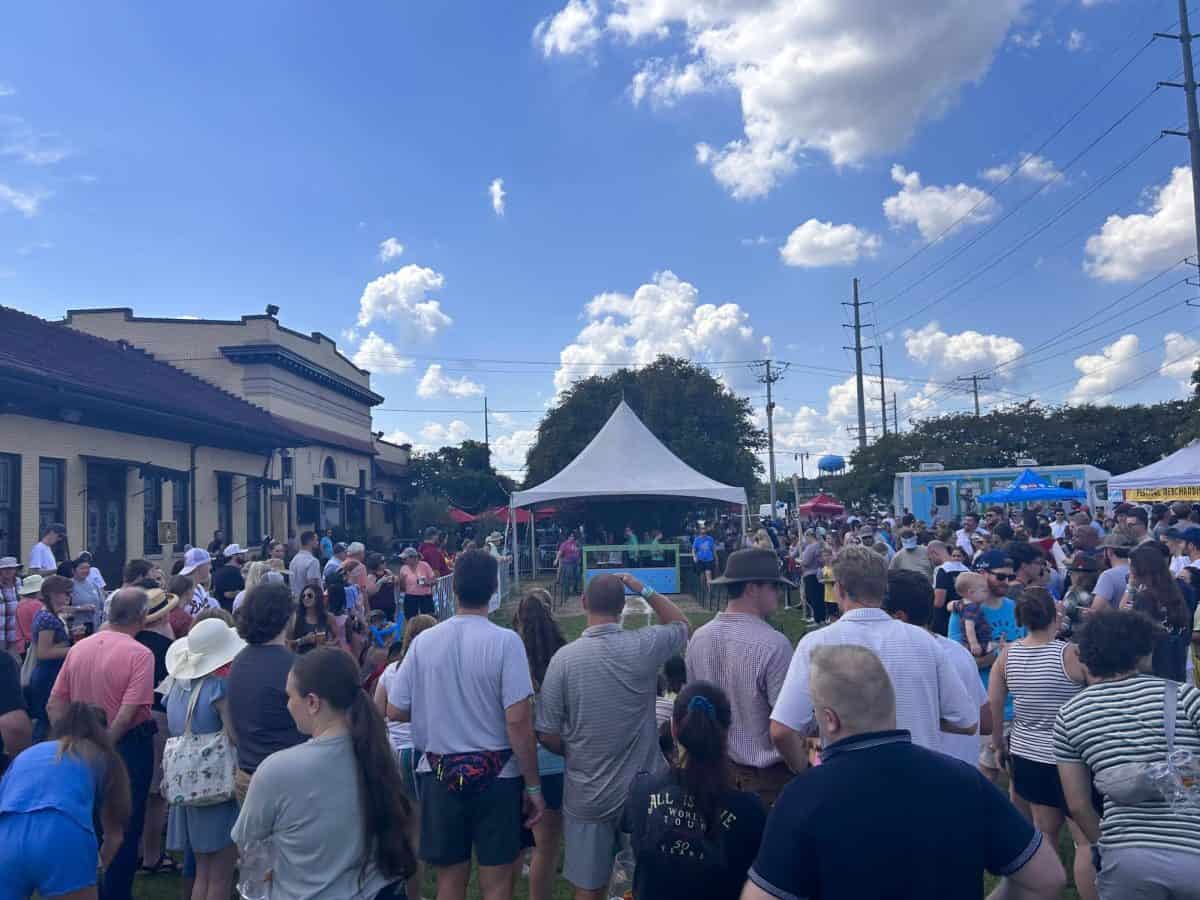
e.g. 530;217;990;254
1165;525;1188;540
975;549;1014;571
1181;526;1200;547
222;543;245;557
332;542;347;554
180;547;212;576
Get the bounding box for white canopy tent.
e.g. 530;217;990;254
1110;440;1200;502
509;401;748;587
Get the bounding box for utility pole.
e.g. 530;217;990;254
1159;2;1200;267
892;392;899;434
792;473;801;514
483;395;490;447
755;361;788;514
957;374;991;417
842;278;871;450
875;345;888;436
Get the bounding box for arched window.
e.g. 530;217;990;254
322;457;337;480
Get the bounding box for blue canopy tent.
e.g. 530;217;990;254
978;468;1087;504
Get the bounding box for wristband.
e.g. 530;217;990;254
525;784;542;795
641;586;657;600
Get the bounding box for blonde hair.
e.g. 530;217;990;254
954;571;987;597
242;561;270;594
400;614;437;660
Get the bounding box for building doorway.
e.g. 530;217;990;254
87;463;127;584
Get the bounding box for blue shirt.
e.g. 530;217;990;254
692;535;716;563
320;536;334;559
949;597;1025;720
0;740;102;834
166;674;228;737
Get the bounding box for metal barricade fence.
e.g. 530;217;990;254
432;573;455;620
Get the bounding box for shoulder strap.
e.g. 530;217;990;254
182;680;204;738
1165;678;1179;757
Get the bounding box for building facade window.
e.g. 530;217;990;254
171;476;189;552
246;478;262;546
323;457;337;480
38;458;64;536
0;453;19;559
143;477;163;555
217;474;233;542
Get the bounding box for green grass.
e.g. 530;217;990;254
133;604;1083;900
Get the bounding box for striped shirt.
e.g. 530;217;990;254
1006;640;1081;764
1055;675;1200;853
0;582;17;648
687;612;792;768
772;608;979;751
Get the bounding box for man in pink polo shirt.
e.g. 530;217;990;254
48;587;154;900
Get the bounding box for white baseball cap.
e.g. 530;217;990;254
180;547;212;576
222;544;245;557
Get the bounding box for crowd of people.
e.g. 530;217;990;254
0;496;1196;899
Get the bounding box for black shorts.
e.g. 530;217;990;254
695;559;715;574
418;773;523;867
403;594;435;621
541;772;564;812
1011;754;1066;809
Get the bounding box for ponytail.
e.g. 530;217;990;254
672;681;732;838
292;647;416;883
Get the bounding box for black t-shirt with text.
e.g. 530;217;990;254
211;564;245;611
623;770;766;900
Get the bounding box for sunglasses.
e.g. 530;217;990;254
988;572;1014;581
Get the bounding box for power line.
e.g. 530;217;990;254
880;131;1169;333
866;32;1163;292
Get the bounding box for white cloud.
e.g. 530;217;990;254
420;420;472;446
554;270;764;395
0;182;39;216
1066;30;1086;51
382;430;415;446
0;117;70;165
884;165;998;241
491;428;538;472
378;237;404;262
489;178;506;216
0;83;14;97
903;321;1024;375
779;219;881;268
539;0;1026;198
1162;331;1200;393
416;364;485;399
350;332;414;374
491;411;516;428
1084;167;1192;282
533;0;601;57
980;152;1062;185
741;235;770;247
1067;334;1141;403
1009;30;1043;49
631;58;712;107
356;264;452;337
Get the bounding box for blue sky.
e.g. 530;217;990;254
2;0;1199;477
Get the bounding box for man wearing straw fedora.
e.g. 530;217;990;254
687;548;796;806
0;556;20;655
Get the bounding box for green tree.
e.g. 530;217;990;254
405;440;515;513
523;356;765;490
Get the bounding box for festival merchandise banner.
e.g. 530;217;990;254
1124;486;1200;502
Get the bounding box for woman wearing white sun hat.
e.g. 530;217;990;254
161;617;245;900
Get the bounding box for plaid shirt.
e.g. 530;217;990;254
0;582;18;647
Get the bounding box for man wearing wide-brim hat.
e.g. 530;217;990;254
0;555;22;654
688;548;796;806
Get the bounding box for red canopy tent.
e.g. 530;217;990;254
448;507;476;524
486;505;557;524
797;493;845;519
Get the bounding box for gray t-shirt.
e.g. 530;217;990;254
1093;564;1129;607
388;614;533;778
536;620;689;822
230;733;391;900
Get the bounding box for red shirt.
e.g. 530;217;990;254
50;629;154;728
418;542;451;577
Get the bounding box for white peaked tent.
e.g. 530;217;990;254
1110;440;1200;500
509;401;748;586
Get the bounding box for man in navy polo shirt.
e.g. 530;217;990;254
743;645;1065;900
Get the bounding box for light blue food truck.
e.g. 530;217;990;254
893;462;1112;524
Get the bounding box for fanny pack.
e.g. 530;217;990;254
426;750;512;794
1093;679;1177;806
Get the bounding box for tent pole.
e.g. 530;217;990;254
511;497;519;592
530;504;537;579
